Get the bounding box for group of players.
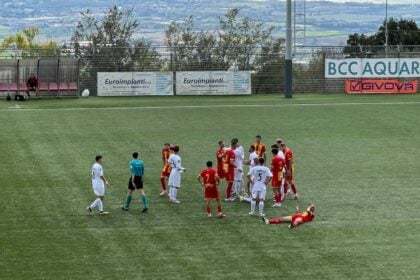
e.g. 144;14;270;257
86;135;315;229
159;135;316;228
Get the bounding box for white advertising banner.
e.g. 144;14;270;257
325;58;420;78
176;71;251;95
97;72;173;96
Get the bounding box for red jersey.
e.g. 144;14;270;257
292;211;315;223
161;148;173;176
270;156;286;187
216;148;225;178
199;168;220;199
223;149;235;181
284;148;294;169
254;143;266;158
200;168;218;187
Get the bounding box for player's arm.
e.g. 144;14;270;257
247;173;253;184
197;175;204;186
100;175;109;186
130;165;136;188
265;175;272;185
176;161;186;172
215;174;220;186
229;156;235;168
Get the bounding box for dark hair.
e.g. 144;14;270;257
132;152;139;158
271;144;277;149
164;143;170;146
249;145;255;151
256;135;262;139
258;157;265;165
271;148;279;155
280;143;286;148
231;139;238;146
206;161;213;167
95;155;102;162
218;140;224;145
232;138;239;143
173;145;180;152
276;138;283;144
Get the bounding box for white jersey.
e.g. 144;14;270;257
248;165;272;191
237;145;245;160
92;162;104;187
249;151;258;168
277;150;285;159
234;148;244;170
168;154;184;187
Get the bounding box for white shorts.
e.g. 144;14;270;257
251;187;266;201
92;183;105;196
234;168;243;182
168;172;181;188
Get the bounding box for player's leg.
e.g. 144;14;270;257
258;190;266;216
98;195;109;215
272;187;281;207
168;185;175;202
215;198;225;218
206;199;212;217
249;188;258;215
290;217;303;228
138;189;148;212
160;172;168;195
225;180;233;201
290;179;299;199
136;177;148;212
172;187;180;203
122;178;135;210
266;215;292;224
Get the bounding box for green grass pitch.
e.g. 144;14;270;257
1;94;420;279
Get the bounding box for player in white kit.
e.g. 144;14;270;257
86;155;110;215
232;139;244;199
247;157;272;217
167;145;185;203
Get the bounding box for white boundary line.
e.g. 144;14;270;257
3;100;420;112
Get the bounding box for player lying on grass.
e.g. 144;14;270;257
262;204;315;228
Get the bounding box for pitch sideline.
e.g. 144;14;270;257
4;100;420;112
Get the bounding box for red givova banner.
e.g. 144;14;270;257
345;79;418;94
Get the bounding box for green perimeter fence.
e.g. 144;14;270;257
1;45;420;96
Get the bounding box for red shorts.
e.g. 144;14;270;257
217;167;225;179
271;180;281;188
225;169;234;182
205;186;220;200
292;213;313;223
161;170;170;178
291;213;303;224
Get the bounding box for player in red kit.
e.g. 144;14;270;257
197;161;226;218
160;143;173;196
270;147;286;207
280;143;299;199
262;204;315;229
254;135;266;162
216;140;226;179
223;140;236;201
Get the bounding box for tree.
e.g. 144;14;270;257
71;5;161;92
252;38;285;94
217;8;274;70
1;27;57;58
344;18;420;55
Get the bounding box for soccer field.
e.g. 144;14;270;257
1;94;420;280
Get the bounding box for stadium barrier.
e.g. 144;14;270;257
1;45;420;96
